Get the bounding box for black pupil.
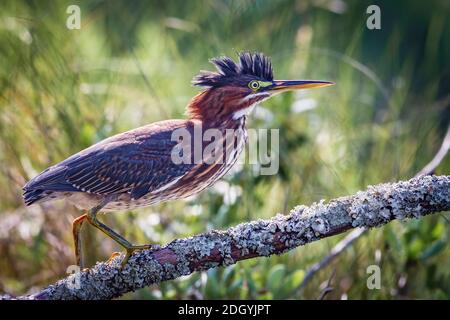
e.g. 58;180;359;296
252;82;258;88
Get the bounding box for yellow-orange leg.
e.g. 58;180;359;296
86;205;152;267
72;213;88;267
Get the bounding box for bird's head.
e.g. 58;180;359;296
188;52;334;121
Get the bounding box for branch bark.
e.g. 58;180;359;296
3;175;450;300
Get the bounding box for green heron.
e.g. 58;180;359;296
23;52;333;267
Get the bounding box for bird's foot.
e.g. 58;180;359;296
120;244;153;268
107;251;122;264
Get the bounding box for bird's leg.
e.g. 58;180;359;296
72;213;87;267
86;205;152;267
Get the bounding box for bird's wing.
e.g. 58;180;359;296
24;120;195;200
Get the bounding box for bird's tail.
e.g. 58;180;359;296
23;188;52;206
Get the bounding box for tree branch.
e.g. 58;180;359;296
3;175;450;300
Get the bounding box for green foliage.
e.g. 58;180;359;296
0;0;449;299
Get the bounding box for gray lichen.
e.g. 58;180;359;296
5;175;448;300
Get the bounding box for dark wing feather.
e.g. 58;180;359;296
23;120;194;203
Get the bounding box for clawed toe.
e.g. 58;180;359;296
107;251;122;264
119;244;153;267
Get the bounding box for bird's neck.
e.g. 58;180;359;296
189;113;247;133
187;88;249;129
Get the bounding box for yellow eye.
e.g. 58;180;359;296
248;80;260;90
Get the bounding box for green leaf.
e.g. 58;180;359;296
288;270;305;289
420;240;447;261
244;267;257;297
431;222;445;239
204;269;221;298
222;265;236;285
267;264;286;294
228;279;243;296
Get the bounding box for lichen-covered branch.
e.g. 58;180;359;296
6;175;450;300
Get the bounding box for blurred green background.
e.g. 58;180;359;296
0;0;449;299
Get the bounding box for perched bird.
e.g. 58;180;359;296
23;52;333;267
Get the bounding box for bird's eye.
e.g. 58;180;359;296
248;80;260;90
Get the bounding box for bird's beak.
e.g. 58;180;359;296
268;80;334;93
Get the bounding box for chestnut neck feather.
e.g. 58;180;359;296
187;86;251;127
